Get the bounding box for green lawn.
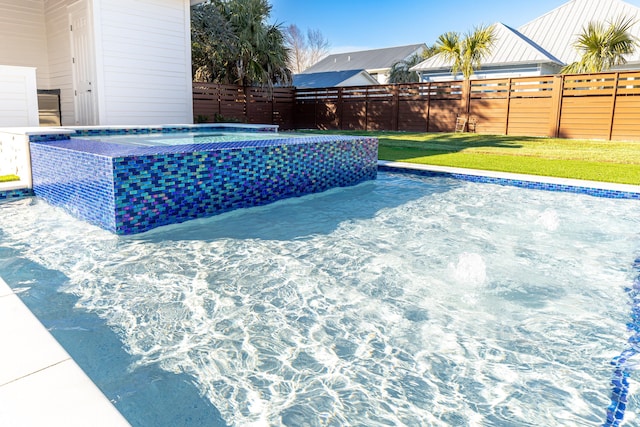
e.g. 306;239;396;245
302;131;640;185
0;174;19;183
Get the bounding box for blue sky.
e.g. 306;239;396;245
270;0;640;53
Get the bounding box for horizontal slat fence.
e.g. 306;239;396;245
192;71;640;140
193;83;294;128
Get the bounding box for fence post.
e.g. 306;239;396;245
391;85;399;131
608;72;620;141
461;79;471;118
337;87;344;130
504;78;512;135
426;82;431;132
364;87;369;131
548;75;564;138
243;85;250;123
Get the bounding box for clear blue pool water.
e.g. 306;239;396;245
1;171;640;426
79;131;297;147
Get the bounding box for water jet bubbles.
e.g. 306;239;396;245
536;208;560;231
450;252;487;287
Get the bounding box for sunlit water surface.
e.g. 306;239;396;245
2;172;640;426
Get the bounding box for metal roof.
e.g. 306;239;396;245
292;70;378;88
518;0;640;64
412;23;562;71
302;44;427;74
412;0;640;74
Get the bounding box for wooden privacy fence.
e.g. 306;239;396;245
192;71;640;140
468;72;640;140
192;83;294;129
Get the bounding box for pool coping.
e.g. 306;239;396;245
378;161;640;198
0;277;131;427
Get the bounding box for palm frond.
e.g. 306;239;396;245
564;15;638;73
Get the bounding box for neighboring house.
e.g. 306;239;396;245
301;44;428;85
412;0;640;81
0;0;204;127
292;70;379;89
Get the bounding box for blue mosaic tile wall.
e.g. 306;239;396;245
30;135;378;234
31;143;117;231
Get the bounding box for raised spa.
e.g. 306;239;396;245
28;124;378;234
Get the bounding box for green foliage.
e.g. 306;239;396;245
562;16;638;73
213;113;243;123
191;0;291;88
388;47;436;84
435;25;497;80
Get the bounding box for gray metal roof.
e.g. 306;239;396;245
412;23;562;71
292;70;378;88
412;0;640;74
518;0;640;64
302;44;427;74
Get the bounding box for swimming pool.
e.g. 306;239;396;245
1;169;640;426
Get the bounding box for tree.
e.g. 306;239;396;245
435;24;497;80
191;2;236;83
285;24;330;74
191;0;291;88
388;46;437;84
562;17;638;74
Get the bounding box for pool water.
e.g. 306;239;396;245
1;171;640;426
78;131;297;147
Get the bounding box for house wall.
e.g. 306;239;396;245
420;64;563;82
339;74;379;87
0;0;50;87
366;68;389;84
43;0;76;126
94;0;193;125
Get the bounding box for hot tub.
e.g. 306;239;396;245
28;124;378;234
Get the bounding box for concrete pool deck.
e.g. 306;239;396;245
0;277;130;426
1;162;639;426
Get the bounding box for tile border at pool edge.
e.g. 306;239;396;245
0;277;131;427
378;161;640;198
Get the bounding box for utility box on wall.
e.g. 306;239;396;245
37;89;62;126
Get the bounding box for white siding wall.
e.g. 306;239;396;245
420;64;563;82
339;74;379;87
96;0;193;124
0;66;39;127
44;0;76;126
0;0;49;87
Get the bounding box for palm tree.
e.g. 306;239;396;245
191;0;291;87
191;2;236;83
435;24;497;80
226;0;291;87
562;17;638;74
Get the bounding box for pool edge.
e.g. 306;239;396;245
378;161;640;198
0;277;131;427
